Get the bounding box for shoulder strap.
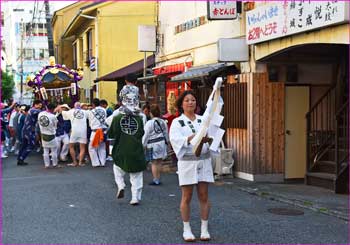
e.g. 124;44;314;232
154;119;164;133
155;119;167;145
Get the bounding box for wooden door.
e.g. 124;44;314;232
285;86;309;179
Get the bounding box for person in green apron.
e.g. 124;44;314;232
108;79;147;205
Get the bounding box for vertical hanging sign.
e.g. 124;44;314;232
207;1;238;20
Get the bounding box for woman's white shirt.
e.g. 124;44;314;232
169;114;209;159
142;118;168;160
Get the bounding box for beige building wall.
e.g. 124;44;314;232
96;1;157;104
53;2;157;104
52;2;92;67
157;1;242;66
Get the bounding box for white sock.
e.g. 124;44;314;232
183;221;195;240
201;219;210;239
201;219;208;232
183;221;192;232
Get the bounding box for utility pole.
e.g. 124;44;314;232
20;18;24;102
44;0;54;56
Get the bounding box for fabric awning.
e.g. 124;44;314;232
170;63;238;82
94;55;155;82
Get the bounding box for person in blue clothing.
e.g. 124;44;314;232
17;100;43;166
100;99;113;117
56;104;71;162
1;101;17;158
16;105;31;154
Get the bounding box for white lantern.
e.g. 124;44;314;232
40;87;48;100
71;83;77;95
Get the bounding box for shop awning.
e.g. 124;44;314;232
170;63;238;82
94;55;155;82
137;75;158;82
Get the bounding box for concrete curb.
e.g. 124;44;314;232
235;186;349;222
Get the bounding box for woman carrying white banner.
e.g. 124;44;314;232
169;90;214;242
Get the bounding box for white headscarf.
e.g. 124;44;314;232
119;85;140;115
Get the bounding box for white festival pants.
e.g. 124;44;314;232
88;131;106;167
113;165;143;200
56;133;69;160
43;147;58;167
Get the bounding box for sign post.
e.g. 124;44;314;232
138;25;156;100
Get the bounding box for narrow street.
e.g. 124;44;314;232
2;153;348;244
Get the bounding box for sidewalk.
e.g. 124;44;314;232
216;176;349;221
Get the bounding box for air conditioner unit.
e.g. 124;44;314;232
212;147;234;179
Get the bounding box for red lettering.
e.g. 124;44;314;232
248;27;263;40
248;22;277;41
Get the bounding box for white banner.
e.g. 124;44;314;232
246;1;349;45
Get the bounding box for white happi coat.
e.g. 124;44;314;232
62;108;88;144
169;114;214;186
142;118;168;160
88;106;107;130
87;106;107;167
38;111;58;148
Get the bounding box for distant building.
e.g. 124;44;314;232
2;1;66;103
53;1;157;105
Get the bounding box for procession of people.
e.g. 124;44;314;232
1;73;221;242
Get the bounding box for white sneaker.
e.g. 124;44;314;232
129;198;139;205
106;156;113;161
200;219;211;241
200;230;211;241
183;230;196;242
1;154;8;159
9;146;15;153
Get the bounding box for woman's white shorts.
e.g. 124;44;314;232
177;158;214;186
69;135;87;144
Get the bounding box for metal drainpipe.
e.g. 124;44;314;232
80;14;99;98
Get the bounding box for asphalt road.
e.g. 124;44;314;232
2;153;349;244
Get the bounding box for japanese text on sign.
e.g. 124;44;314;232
246;1;349;44
208;1;237;20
